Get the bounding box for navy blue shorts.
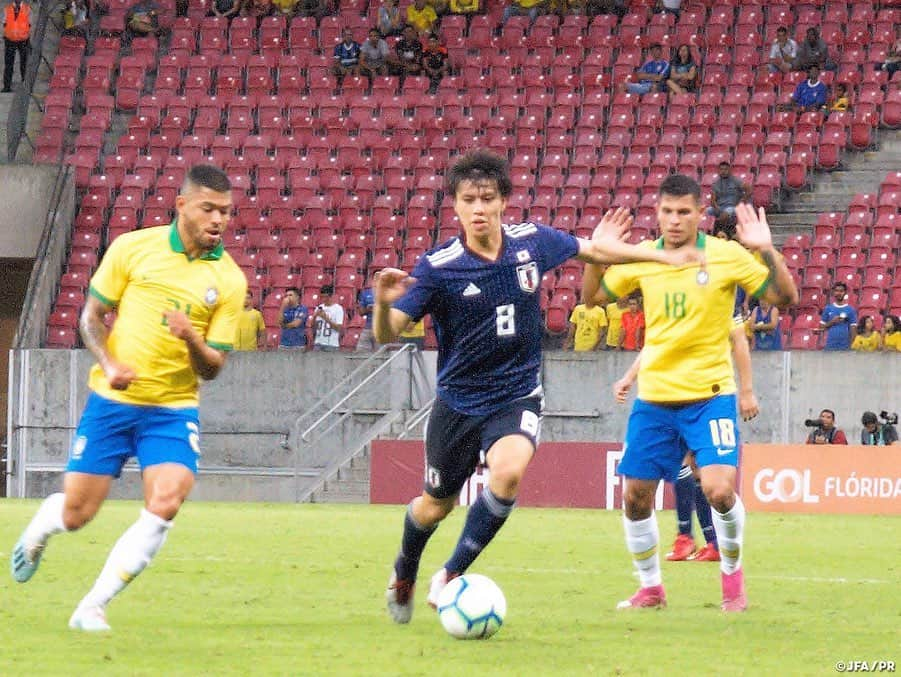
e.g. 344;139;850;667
422;396;543;499
618;394;740;483
66;392;201;477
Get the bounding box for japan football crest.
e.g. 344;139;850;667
516;261;539;293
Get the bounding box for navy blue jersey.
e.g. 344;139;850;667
395;223;579;415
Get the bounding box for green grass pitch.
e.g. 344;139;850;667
0;501;897;676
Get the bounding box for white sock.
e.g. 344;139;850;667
23;492;68;546
623;512;662;588
712;495;745;575
81;509;172;609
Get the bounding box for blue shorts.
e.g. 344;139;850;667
66;392;201;477
618;394;740;483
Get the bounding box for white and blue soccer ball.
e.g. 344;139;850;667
436;574;506;640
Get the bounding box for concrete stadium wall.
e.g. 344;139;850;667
6;349;899;500
0;165;64;258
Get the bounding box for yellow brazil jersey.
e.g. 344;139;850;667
406;4;437;31
605;302;624;348
400;318;426;338
449;0;479;12
885;332;901;352
602;234;770;402
88;225;247;407
234;308;265;351
569;303;607;351
851;333;880;352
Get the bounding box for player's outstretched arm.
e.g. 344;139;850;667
735;203;799;307
164;310;227;381
80;295;136;390
372;268;415;344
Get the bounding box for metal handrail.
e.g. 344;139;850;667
396;397;434;440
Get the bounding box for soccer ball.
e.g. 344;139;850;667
436;574;506;640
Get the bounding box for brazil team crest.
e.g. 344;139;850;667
204;287;219;306
516;261;539;293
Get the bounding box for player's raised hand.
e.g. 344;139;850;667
592;207;633;243
102;359;137;390
735;203;774;251
374;268;416;305
612;376;633;404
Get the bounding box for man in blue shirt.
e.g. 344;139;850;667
624;43;670;95
375;150;700;624
278;287;309;350
354;284;376;351
816;282;857;350
331;28;360;84
789;65;828;112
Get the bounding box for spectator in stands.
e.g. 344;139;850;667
243;0;273;19
750;300;781;351
876;26;901;77
378;0;404;37
806;409;848;445
851;315;881;352
125;1;161;39
708;162;751;231
860;411;899;446
235;291;266;351
407;0;438;35
389;25;423;77
422;33;449;94
279;287;309;350
787;65;828;113
448;0;479;16
654;0;680;19
359;28;390;78
398;318;426;350
622;44;670;95
619;296;645;351
428;0;449;16
299;0;335;19
332;28;361;84
211;0;241;20
62;0;89;37
586;0;626;16
502;0;547;26
271;0;300;16
881;314;901;352
828;82;850;113
312;285;344;352
666;44;697;95
355;283;377;351
794;26;835;72
2;0;29;93
605;297;627;350
564;302;608;351
815;281;857;350
768;26;797;74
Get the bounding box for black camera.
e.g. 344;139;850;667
804;418;822;427
880;411;899;425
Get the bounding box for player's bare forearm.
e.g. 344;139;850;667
373;305;409;344
79;297;114;368
580;263;607;307
758;246;799;307
730;326;754;392
183;331;226;380
623;352;641;386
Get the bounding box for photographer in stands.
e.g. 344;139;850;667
805;409;848;445
860;411;899;446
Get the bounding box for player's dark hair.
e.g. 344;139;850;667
659;174;701;202
183;164;231;194
447;150;513;198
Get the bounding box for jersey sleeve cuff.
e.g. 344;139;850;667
751;276;772;299
88;285;118;307
206;340;233;352
600;278;619;301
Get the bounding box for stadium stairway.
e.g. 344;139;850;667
768;128;901;244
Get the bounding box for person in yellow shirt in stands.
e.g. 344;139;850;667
235;291;266;351
881;314;901;352
503;0;546;25
851;315;882;351
406;0;437;35
604;297;627;350
10;165;245;632
398;317;426;350
448;0;478;14
564;302;607;351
